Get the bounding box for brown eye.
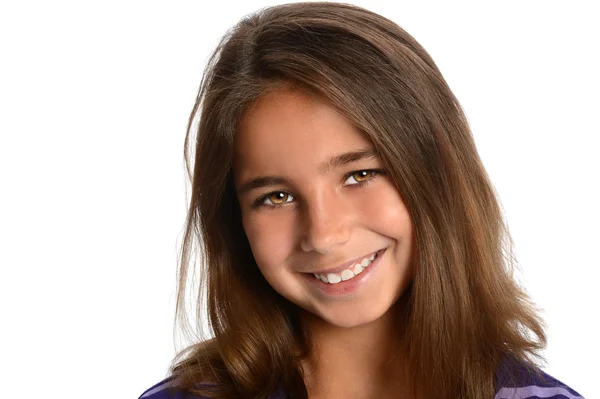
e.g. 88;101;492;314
345;170;376;185
264;192;294;206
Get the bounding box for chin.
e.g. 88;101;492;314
322;314;379;329
309;300;396;329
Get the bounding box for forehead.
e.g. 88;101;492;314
233;89;372;181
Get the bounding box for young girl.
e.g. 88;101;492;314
139;3;583;398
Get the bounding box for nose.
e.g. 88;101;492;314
300;190;351;254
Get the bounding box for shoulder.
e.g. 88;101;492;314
138;377;287;399
495;361;584;399
137;376;202;399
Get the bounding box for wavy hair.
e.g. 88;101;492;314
168;3;546;398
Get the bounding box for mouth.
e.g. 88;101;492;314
308;248;385;285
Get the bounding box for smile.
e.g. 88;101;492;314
313;252;379;284
304;248;386;296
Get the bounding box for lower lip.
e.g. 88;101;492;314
302;248;386;297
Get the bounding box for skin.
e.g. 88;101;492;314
233;88;414;398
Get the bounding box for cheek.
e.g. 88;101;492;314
361;182;413;236
242;212;298;275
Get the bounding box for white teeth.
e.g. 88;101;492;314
314;252;378;284
340;269;354;281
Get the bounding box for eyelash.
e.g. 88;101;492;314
252;169;386;209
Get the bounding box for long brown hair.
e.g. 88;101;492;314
168;3;546;398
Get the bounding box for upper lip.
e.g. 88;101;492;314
305;249;384;275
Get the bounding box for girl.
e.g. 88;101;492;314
139;3;583;398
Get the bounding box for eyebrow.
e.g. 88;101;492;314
237;148;378;196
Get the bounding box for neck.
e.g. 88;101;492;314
299;298;411;399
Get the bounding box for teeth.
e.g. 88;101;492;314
340;269;354;281
315;252;378;284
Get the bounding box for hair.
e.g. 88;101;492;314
167;3;546;398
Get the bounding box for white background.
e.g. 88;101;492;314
0;1;598;398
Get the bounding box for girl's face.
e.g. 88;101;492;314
233;88;414;328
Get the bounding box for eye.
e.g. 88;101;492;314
261;191;295;206
344;170;377;185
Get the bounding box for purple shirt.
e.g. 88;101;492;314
139;362;583;398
